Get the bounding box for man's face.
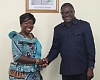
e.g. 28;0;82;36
61;6;75;23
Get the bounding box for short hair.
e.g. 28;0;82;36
61;3;74;10
19;13;36;25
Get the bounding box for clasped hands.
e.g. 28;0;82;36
36;58;48;68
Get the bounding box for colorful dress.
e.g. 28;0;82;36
8;31;42;80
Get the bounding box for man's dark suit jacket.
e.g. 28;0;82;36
47;18;95;75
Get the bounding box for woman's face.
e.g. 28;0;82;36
21;19;34;34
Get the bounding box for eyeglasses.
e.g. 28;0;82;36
60;11;73;15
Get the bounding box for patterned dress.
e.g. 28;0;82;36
8;31;42;80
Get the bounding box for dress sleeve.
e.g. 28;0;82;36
12;40;23;61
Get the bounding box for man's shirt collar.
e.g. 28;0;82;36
62;18;79;27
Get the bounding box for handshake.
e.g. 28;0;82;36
35;58;48;68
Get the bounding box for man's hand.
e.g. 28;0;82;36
87;68;94;80
41;58;48;68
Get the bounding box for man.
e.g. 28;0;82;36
42;3;95;80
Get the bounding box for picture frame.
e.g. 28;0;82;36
26;0;59;13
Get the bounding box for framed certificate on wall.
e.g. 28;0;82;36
26;0;59;13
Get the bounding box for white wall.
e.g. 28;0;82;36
0;0;100;80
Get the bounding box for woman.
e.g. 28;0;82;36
9;13;43;80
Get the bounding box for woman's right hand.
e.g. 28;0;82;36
36;59;44;65
36;58;48;68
